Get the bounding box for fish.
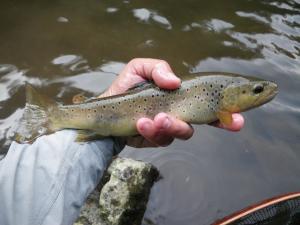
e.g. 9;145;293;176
15;72;278;143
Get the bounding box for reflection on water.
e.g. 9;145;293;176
0;0;299;224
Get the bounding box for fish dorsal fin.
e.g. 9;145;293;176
71;81;158;105
127;81;157;92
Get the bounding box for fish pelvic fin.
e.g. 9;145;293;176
14;84;59;144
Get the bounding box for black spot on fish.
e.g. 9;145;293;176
103;105;106;109
94;109;97;113
210;84;213;88
206;93;209;96
212;93;214;96
242;90;246;94
203;88;206;92
112;106;115;109
118;102;121;105
220;84;224;88
152;94;155;98
144;99;147;102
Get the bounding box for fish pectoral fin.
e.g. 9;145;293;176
216;111;233;126
75;130;106;142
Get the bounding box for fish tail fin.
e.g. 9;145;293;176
15;83;59;143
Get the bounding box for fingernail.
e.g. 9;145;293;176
162;117;171;129
156;64;168;75
165;72;181;83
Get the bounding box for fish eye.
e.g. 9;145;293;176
253;84;264;94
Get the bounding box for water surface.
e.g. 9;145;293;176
0;0;300;224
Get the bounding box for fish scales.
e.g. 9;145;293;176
55;75;226;135
15;72;278;143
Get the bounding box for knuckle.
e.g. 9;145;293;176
157;59;169;67
128;58;142;66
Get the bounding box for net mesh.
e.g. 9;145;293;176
231;196;300;225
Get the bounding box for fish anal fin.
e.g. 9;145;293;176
75;130;105;142
216;111;233;126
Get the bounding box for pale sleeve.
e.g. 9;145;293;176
0;130;125;225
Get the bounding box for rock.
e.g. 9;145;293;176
75;157;159;225
99;157;159;225
76;188;105;225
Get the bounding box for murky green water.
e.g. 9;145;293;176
0;0;300;224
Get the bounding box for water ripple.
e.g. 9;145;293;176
143;150;219;225
133;8;172;30
0;65;42;102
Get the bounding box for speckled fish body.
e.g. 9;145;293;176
16;72;278;143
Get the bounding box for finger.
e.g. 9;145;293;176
129;58;181;89
211;113;244;132
136;117;174;147
153;113;194;140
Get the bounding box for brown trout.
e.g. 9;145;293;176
15;72;278;143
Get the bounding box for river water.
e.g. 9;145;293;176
0;0;299;224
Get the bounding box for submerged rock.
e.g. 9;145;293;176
99;157;159;225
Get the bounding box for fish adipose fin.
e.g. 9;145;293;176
14;84;59;144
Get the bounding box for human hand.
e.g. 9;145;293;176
100;58;244;148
